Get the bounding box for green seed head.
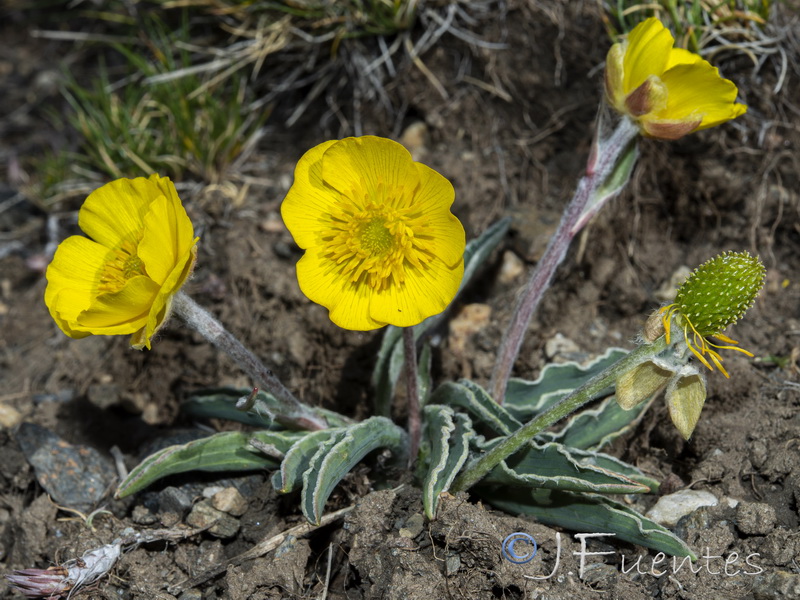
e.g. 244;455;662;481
674;251;765;336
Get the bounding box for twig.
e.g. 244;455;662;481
168;505;354;594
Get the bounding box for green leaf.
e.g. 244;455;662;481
301;417;406;524
480;439;655;494
429;379;522;436
504;348;628;421
543;394;656;451
573;137;639;233
271;428;344;494
116;430;302;497
421;405;475;519
372;217;511;416
182;388;276;427
480;487;695;559
182;387;350;428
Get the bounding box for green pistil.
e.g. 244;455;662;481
674;251;765;337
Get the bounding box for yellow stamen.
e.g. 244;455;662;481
321;183;436;293
98;239;146;293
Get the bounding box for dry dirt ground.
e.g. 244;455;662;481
2;2;800;599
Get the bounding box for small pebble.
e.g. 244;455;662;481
186;499;240;538
211;487;248;517
87;384;120;410
544;333;579;360
157;486;193;517
499;250;525;283
399;513;424;539
0;403;22;429
646;489;718;527
445;553;461;576
736;501;777;535
449;304;491;353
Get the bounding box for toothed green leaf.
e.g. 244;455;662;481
504;348;629;421
479;438;656;494
430;379;522;436
542;393;656;451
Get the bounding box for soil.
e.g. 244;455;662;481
2;2;800;599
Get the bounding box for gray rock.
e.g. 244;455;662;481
15;422;115;512
186;499;240;538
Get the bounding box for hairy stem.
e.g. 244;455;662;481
172;291;328;431
454;335;667;492
489;117;639;403
403;326;421;465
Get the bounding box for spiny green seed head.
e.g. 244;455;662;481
675;251;765;336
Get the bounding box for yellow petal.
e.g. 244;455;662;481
412;163;465;267
657;61;746;129
295;246;385;331
623;17;674;93
665;47;702;70
44;236;109;334
78;177;160;249
138;245;198;349
75;275;161;334
370;257;464;327
138;179;196;284
281;140;339;249
321;136;421;204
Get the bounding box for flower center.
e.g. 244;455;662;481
321;183;435;292
98;239;147;293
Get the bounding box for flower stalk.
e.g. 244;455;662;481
173;292;328;431
489;116;639;403
403;327;421;464
455;335;668;492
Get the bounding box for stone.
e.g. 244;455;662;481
645;489;718;527
736;501;777;535
210;487;248;517
186;499;240;538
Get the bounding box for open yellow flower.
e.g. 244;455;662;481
281;136;465;331
605;17;747;140
45;175;198;350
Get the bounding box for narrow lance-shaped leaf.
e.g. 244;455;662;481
183;387;350;428
116;430;303;497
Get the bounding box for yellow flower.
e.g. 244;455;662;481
45;175;198;350
281;136;465;331
605;17;747;140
